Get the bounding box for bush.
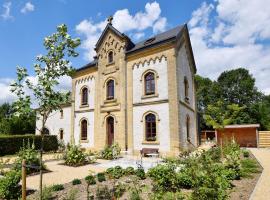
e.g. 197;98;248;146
106;166;124;179
13;140;42;174
148;164;177;192
177;169;193;189
96;172;106;182
63;145;87;166
242;149;250;158
72;178;81;185
0;170;21;199
151;191;185;200
135;168;146;180
51;184;64;191
100;143;121;160
85;175;96;185
240;158;260;178
96;185;112;200
0;134;58;156
125;166;135;175
113;182;126;198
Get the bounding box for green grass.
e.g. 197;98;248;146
240;158;261;178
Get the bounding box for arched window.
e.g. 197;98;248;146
186;115;190;142
42;127;50;135
108;51;113;63
81;87;88;106
145;113;156;141
59;129;64;140
184;77;189;100
81;119;88;140
145;72;155;95
107;80;115;100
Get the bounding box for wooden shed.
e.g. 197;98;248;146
216;124;260;147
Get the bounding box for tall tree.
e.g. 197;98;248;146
10;24;80;198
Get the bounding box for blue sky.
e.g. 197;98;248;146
0;0;270;103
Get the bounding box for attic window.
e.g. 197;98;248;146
144;37;155;45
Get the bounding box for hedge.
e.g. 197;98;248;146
0;134;58;156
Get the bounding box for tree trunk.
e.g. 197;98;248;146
39;135;44;200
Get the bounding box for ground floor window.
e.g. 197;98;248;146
81;119;88;140
145;113;157;141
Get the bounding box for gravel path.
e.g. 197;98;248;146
249;148;270;200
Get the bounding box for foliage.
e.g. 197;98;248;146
135;168;146;180
72;178;81;185
125;166;135;175
100;143;121;160
0;170;21;199
63;188;78;200
63;145;87;166
85;175;96;185
51;184;64;191
96;185;112;200
96;172;106;182
240;158;261;178
36;186;54;200
113;182;126;199
0;134;58;156
148;164;178;192
128;177;143;200
106;166;124;179
177;168;193;189
150;191;185;200
13;140;42;174
0;103;36;135
0;158;9;175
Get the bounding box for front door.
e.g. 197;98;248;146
107;116;114;146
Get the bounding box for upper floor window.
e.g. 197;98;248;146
145;113;157;141
81;87;88;106
108;51;113;63
184;76;189;102
186;115;190;142
107;80;115;100
59;129;64;140
145;72;155;95
81;119;88;140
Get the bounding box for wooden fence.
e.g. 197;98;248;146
259;131;270;148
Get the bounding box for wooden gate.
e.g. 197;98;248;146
259;131;270;148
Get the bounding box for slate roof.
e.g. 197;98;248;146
76;24;189;72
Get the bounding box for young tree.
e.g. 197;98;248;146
10;24;80;198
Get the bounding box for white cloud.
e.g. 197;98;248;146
21;2;35;14
189;0;270;95
1;1;13;20
76;1;167;61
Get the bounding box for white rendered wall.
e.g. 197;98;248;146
133;103;170;153
35;106;71;144
74;77;95;111
73;111;94;148
132;57;168;104
177;45;197;147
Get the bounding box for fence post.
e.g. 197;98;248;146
22;159;26;200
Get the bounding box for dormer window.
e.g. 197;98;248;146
108;51;113;63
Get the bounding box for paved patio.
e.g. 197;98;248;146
249;148;270;200
25;156;160;190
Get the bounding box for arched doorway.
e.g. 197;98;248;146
106;116;114;146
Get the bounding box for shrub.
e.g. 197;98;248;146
135;168;146;180
242;149;250;158
63;188;78;200
240;158;260;178
177;169;193;189
0;170;21;199
36;186;54;200
0;134;58;156
85;175;96;185
106;166;124;179
100;143;121;160
51;184;64;191
148;164;177;192
113;182;126;199
125;166;135;175
151;191;185;200
63;145;87;166
13;140;42;174
72;178;81;185
96;186;112;200
96;172;106;182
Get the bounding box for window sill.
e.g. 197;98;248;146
106;62;115;67
142;141;160;145
80;104;89;108
104;99;117;104
80;139;89;143
141;93;159;99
